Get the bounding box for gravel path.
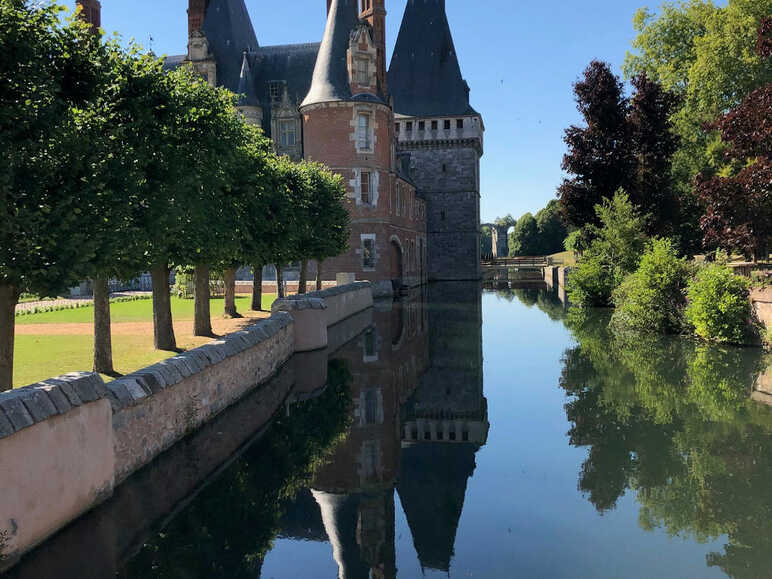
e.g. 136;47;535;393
15;291;152;314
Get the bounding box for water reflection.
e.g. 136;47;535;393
557;308;772;578
277;282;488;578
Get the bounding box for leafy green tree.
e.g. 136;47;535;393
624;0;772;183
509;213;538;256
534;200;568;255
611;238;693;334
567;192;648;307
0;2;104;389
301;162;350;291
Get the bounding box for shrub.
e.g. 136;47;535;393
685;264;754;344
611;238;693;334
564;226;596;256
567;191;647;307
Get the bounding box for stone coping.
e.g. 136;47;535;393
271;297;327;312
0;312;295;438
280;281;372;301
0;372;109;441
105;312;293;413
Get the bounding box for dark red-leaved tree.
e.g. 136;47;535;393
627;73;681;238
558;61;633;227
697;83;772;261
756;16;771;59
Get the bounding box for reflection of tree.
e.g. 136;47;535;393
119;360;353;579
561;313;772;578
501;288;566;321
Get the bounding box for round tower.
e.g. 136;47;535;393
300;0;422;293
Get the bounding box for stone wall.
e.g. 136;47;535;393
108;313;294;482
402;145;482;281
0;374;115;569
751;287;772;330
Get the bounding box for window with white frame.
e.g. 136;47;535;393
269;82;282;101
360;170;371;205
279;120;296;147
362;236;375;269
357;113;371;150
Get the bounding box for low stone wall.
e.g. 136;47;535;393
0;374;115;569
751;287;772;330
1;281;378;569
107;313;294;482
0;314;294;568
272;282;374;352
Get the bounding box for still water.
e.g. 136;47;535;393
7;283;772;578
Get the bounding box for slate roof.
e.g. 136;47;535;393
202;0;259;93
301;0;380;107
249;43;319;134
388;0;477;117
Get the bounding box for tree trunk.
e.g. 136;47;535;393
194;264;212;337
276;264;285;298
251;264;263;311
151;264;177;351
316;259;323;291
754;237;769;264
92;277;116;376
223;268;240;318
0;282;19;391
298;260;308;294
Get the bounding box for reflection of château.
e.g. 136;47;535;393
280;283;488;577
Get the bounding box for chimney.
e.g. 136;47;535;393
360;0;387;94
188;0;210;38
76;0;101;32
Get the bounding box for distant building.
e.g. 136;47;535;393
166;0;484;291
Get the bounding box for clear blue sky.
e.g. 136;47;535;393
65;0;660;222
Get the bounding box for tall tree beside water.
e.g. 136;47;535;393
558;61;633;228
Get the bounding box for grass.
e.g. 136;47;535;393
13;294;277;388
17;295;276;325
14;334;174;387
548;250;577;266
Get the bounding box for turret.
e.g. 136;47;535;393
359;0;387;95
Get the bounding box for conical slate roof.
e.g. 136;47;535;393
236;52;259;106
301;0;361;107
202;0;259;93
388;0;476;117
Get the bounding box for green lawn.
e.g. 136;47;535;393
548;250;577;266
14;334;173;387
17;295;276;325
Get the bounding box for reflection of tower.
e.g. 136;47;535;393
304;294;429;579
398;282;488;573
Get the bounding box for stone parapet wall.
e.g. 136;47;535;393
108;313;294;482
0;373;115;569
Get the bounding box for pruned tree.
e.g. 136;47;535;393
0;2;104;389
300;162;350;291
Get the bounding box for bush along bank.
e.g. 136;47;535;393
567;192;766;347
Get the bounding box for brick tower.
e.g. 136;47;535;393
76;0;101;32
301;0;426;295
388;0;484;281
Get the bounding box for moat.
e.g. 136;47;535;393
6;283;772;578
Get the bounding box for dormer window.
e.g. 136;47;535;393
356;59;370;86
269;81;282;102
